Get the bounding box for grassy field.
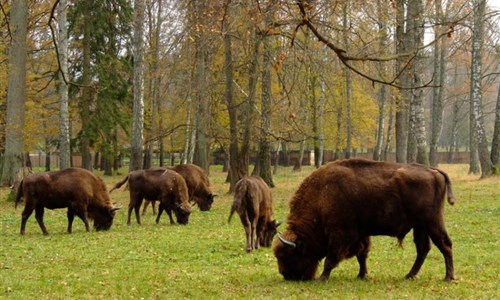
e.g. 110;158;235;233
0;164;498;299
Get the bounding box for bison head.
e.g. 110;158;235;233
196;193;216;211
273;232;320;281
259;220;281;247
173;202;191;225
91;207;120;231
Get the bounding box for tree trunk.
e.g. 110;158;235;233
57;0;71;170
373;0;388;161
1;0;28;186
469;0;492;177
130;0;146;171
223;5;244;193
383;100;394;161
255;20;274;187
395;0;408;163
80;0;93;171
429;0;446;167
343;3;353;159
490;84;500;171
191;1;209;172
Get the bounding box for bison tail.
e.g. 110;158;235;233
228;179;247;223
437;168;456;205
110;175;129;193
14;180;23;209
228;197;241;223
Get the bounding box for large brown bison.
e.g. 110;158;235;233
15;168;119;235
273;158;455;281
228;176;280;252
110;168;191;225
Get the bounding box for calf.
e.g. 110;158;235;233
228;176;280;252
15;168;119;235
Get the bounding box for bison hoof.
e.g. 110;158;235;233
405;274;417;280
444;275;455;282
318;275;329;282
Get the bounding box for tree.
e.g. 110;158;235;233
469;0;493;177
1;0;28;186
394;0;409;163
130;0;146;171
342;2;353;159
57;0;71;170
191;1;210;171
407;0;429;165
491;84;500;171
373;0;389;161
429;0;447;167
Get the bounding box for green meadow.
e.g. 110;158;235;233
0;164;498;299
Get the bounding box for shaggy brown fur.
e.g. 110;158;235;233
273;158;455;281
15;168;119;235
111;168;191;225
228;176;279;252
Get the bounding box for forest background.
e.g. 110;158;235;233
0;0;499;193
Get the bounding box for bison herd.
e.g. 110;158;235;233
14;158;456;282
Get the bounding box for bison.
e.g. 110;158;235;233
141;164;216;214
273;158;455;281
110;168;191;225
15;168;119;235
170;164;216;211
228;176;280;252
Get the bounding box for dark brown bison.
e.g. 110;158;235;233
228;176;280;252
110;168;191;225
15;168;119;235
142;164;216;213
273;158;455;281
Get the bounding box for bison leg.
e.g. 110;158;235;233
67;209;75;233
356;238;371;279
166;206;175;225
239;214;253;252
155;202;164;224
142;201;149;216
74;209;91;232
427;223;454;281
319;254;341;281
405;226;431;280
151;201;157;215
34;206;49;235
20;204;35;235
127;194;143;225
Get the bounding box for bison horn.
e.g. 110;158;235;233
278;232;296;248
110;207;121;212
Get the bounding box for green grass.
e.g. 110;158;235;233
1;164;499;299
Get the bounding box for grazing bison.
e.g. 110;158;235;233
110;168;191;225
170;164;216;211
15;168;119;235
273;158;455;281
142;164;216;213
228;176;280;252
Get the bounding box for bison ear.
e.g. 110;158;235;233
275;221;282;228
